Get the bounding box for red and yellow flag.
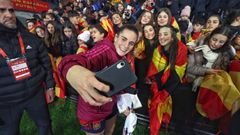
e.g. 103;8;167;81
76;45;88;54
133;39;145;59
126;53;136;88
147;41;188;135
149;80;172;135
100;18;115;41
196;71;240;120
171;17;181;40
235;50;240;60
188;31;201;43
49;54;66;98
29;21;42;33
229;60;240;92
147;41;187;80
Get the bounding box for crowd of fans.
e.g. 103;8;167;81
23;0;240;135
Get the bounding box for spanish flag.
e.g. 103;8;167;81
196;71;240;120
229;60;240;92
171;17;181;40
76;44;88;54
29;21;42;33
188;31;201;43
100;18;115;41
48;54;66;98
133;39;145;59
147;41;188;135
126;53;136;88
235;50;240;60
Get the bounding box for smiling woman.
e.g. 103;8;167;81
135;11;154;29
146;25;188;135
58;24;138;135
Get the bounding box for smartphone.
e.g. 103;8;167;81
95;59;137;97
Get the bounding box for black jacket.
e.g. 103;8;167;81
0;20;55;107
61;36;78;57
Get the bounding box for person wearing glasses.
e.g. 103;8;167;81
0;0;55;135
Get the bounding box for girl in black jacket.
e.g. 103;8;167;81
60;22;78;57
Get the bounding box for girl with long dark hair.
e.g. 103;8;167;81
44;21;62;57
60;22;78;57
187;26;240;135
146;25;188;135
134;23;158;116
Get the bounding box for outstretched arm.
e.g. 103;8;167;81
66;65;112;106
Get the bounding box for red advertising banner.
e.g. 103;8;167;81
13;0;50;13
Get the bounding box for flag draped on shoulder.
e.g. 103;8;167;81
147;41;187;135
147;41;187;79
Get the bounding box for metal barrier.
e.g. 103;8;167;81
135;113;217;135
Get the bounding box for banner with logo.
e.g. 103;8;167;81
13;0;50;13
